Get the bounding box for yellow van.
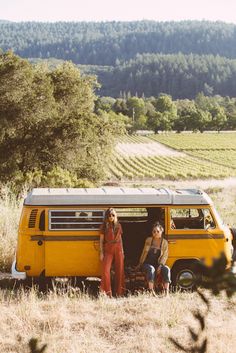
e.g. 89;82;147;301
12;187;233;289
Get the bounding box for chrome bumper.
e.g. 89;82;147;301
11;260;26;280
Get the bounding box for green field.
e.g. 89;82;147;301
109;133;236;180
149;132;236;150
151;132;236;170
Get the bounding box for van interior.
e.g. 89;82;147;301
117;207;165;267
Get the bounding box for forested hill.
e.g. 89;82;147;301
1;20;236;98
1;20;236;64
80;53;236;99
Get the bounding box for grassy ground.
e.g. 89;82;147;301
0;188;22;272
0;289;236;353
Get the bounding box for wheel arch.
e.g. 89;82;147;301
230;227;236;261
171;258;201;272
230;227;236;246
171;258;202;289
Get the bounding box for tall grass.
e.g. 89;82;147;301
0;187;22;272
0;289;235;353
205;185;236;227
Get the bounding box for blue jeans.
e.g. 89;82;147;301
142;263;171;283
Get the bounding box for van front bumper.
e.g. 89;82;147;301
11;260;26;280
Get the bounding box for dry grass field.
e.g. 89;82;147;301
0;188;22;272
0;289;236;353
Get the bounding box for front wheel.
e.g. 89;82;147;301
230;228;236;262
171;261;200;290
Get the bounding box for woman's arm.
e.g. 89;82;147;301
158;239;168;266
100;233;104;261
138;237;151;266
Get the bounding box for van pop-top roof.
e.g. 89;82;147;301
24;188;213;206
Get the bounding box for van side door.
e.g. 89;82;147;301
167;206;224;267
43;208;104;277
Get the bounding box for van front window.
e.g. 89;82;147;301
212;207;224;226
170;208;216;230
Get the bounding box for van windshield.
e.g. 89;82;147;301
212;207;224;226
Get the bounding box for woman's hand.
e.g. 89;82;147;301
99;234;104;262
100;252;104;262
156;265;161;274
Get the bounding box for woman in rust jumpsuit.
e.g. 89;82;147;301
99;208;125;296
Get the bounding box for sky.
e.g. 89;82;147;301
1;0;236;23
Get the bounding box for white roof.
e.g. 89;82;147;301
24;188;213;206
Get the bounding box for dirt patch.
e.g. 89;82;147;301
162;177;236;189
116;142;186;157
119;177;236;190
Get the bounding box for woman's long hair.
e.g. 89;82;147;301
104;208;118;223
101;208;119;233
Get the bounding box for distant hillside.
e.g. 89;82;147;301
80;53;236;98
1;20;236;64
2;20;236;98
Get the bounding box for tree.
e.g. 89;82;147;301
126;97;146;131
208;106;227;131
176;100;211;132
175;99;194;132
113;98;128;115
95;96;116;113
0;52;124;189
149;95;177;132
0;51;56;181
222;96;236;129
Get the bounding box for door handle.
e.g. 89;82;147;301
168;241;176;244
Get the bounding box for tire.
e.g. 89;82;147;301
35;277;53;292
230;228;236;262
171;261;200;290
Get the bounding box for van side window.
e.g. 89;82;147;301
116;208;148;222
170;208;216;230
49;210;104;230
116;207;164;231
202;209;216;229
39;210;45;231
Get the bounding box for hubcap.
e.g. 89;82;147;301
178;270;195;288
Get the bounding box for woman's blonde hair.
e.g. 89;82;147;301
101;208;119;234
104;207;118;224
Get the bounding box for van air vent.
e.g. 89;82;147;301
28;209;38;228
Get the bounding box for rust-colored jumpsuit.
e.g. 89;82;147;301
100;223;125;296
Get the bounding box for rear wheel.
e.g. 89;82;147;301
171;261;200;290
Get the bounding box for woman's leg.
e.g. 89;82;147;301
114;245;125;296
160;265;171;295
100;252;114;296
142;263;156;290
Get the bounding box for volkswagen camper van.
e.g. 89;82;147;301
12;187;233;289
